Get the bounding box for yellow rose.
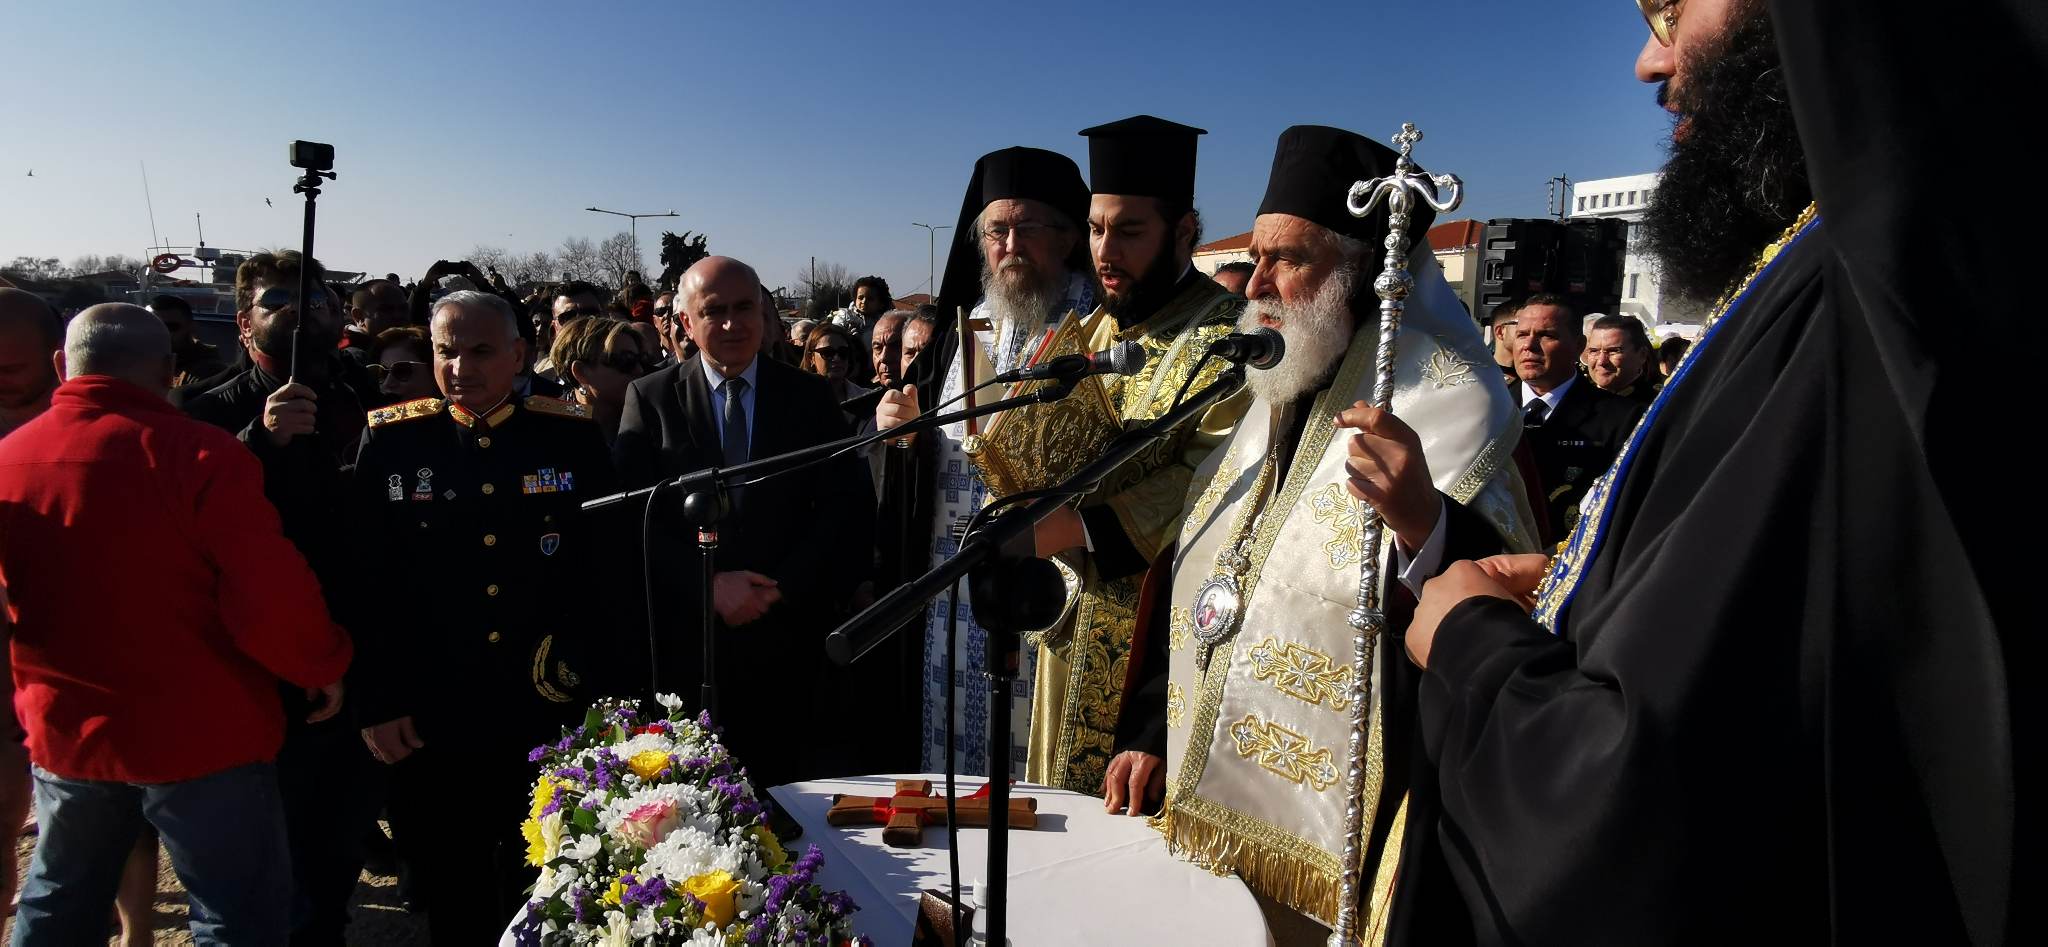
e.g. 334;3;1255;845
682;869;742;928
749;825;788;869
628;749;672;782
530;775;557;820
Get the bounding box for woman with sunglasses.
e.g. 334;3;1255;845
368;327;438;406
550;316;652;444
799;322;871;412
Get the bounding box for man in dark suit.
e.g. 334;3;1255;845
613;257;875;789
1506;294;1645;546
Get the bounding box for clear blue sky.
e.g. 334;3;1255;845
0;0;1670;296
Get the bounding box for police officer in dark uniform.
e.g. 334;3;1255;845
350;289;620;945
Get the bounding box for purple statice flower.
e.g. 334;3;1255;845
696;709;714;729
552;765;589;786
622;873;670;910
527;745;550;763
539;784;568;817
569;885;590;924
578;797;600;811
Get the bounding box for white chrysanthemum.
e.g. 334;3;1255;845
736;883;765;916
682;925;726;946
566;834;602;862
598;910;632;947
612;731;678;760
640;825;745;885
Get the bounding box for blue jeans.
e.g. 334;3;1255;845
11;761;293;946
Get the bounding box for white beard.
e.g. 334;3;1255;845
1240;262;1358;404
982;258;1063;371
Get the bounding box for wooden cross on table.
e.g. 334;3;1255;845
826;780;1040;848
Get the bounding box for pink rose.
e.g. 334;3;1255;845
616;799;681;849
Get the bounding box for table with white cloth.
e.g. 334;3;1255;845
767;773;1274;946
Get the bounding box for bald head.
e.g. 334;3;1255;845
680;256;761;310
63;303;174;392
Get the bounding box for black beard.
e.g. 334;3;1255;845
1640;5;1811;305
1101;240;1181;320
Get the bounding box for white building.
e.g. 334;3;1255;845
1569;172;1705;335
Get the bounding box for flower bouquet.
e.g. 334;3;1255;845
510;694;866;945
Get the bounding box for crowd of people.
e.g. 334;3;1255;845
0;0;2027;944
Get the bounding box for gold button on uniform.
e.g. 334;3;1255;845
481;483;495;495
487;631;502;643
486;584;500;596
477;436;492;448
483;534;497;546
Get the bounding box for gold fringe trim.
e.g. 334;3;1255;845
1158;800;1343;926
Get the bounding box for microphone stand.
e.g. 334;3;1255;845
581;382;1077;709
824;365;1248;946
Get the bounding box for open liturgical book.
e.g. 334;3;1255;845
962;309;1122;499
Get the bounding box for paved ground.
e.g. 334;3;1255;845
6;826;429;945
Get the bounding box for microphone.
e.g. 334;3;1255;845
1209;328;1285;370
991;340;1147;384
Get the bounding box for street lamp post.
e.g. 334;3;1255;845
585;206;680;277
911;222;952;303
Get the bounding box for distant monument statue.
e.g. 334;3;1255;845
656;231;710;290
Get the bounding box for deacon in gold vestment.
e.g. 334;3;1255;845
1020;116;1248;794
1121;126;1536;938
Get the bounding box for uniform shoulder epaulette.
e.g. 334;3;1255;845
524;395;593;420
367;397;446;428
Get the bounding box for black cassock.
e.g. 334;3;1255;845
1392;2;2036;944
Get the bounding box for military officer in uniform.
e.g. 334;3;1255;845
349;289;620;945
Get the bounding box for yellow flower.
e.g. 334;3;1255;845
628;749;672;782
521;812;563;868
601;873;630;907
530;775;557;820
749;825;788;870
682;869;741;928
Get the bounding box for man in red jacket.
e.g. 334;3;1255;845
0;303;352;945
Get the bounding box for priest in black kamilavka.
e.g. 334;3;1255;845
1389;1;2031;943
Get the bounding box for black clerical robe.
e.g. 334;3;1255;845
1394;2;2031;943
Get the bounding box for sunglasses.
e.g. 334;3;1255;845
254;285;332;312
600;352;657;374
368;360;428;384
1637;0;1680;46
557;306;605;321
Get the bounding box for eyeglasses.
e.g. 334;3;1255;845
1636;0;1680;46
254;285;332;312
980;221;1061;244
811;346;851;361
367;360;428;385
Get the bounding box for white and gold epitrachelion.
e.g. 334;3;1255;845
1158;249;1537;930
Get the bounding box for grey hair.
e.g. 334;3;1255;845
1308;223;1372;266
431;290;521;340
64;303;172;386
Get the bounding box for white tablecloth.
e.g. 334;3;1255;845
768;773;1272;946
